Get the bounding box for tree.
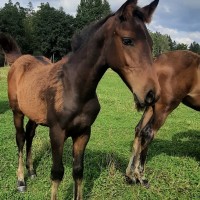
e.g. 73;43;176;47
175;43;188;50
31;3;75;60
21;2;37;54
27;1;34;16
75;0;111;30
0;0;28;53
167;35;177;51
102;0;111;16
150;31;170;57
189;41;200;54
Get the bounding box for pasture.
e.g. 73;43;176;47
0;67;199;199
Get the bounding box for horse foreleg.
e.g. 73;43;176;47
25;120;37;178
126;107;153;186
50;125;65;200
72;127;91;200
126;136;142;184
137;103;176;186
14;111;26;192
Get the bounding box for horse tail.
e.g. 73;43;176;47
0;33;22;66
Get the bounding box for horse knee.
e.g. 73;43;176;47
135;125;140;136
140;125;154;146
51;166;64;181
73;164;83;180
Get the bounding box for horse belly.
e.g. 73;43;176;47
18;89;47;124
17;76;48;124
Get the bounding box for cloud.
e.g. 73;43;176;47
148;23;200;44
59;0;80;16
153;0;200;32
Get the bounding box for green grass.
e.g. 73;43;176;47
0;67;199;199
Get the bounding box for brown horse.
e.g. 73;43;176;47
0;0;160;199
126;50;200;187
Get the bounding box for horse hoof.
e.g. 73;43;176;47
30;174;36;179
17;181;26;192
17;185;26;192
28;170;37;179
125;175;137;185
125;175;150;188
141;179;150;189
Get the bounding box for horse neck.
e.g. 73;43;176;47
63;35;108;100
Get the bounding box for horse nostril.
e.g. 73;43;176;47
145;90;155;105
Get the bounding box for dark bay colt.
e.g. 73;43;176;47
126;50;200;186
0;0;160;199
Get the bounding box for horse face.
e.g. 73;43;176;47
105;0;160;109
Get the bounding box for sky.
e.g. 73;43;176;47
0;0;200;45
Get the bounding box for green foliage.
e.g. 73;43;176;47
75;0;111;30
189;41;200;54
150;31;170;57
0;1;29;53
167;35;177;51
0;67;199;199
175;43;188;51
150;32;199;56
0;0;199;63
31;3;75;59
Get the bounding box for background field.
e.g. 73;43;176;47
0;67;199;199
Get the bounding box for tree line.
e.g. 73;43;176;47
0;0;111;65
0;0;200;66
150;32;200;57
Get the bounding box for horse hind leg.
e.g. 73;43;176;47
25;120;38;179
13;111;26;192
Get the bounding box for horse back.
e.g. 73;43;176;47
8;55;63;125
154;50;200;103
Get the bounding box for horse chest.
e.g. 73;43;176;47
60;97;101;134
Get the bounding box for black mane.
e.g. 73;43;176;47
71;13;114;52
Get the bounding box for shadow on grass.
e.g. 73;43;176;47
148;130;200;161
30;137;127;199
0;100;9;114
26;130;200;199
64;148;127;200
33;141;51;170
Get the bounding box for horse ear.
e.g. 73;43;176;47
141;0;159;23
115;0;138;21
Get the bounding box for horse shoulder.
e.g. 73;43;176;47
69;97;101;134
53;95;101;134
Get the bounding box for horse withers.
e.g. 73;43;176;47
0;0;160;199
126;50;200;187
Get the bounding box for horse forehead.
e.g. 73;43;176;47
115;18;148;37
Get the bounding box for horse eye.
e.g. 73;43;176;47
122;37;134;46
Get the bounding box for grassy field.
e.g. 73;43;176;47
0;67;199;200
